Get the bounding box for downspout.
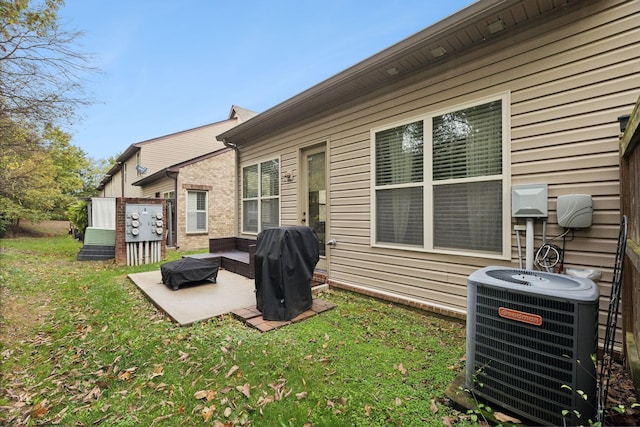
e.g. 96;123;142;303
165;169;179;248
222;138;240;236
119;162;125;197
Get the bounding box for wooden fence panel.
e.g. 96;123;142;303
621;96;640;391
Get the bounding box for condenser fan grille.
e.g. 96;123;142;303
466;267;599;426
473;286;577;425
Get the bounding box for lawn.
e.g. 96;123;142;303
1;229;472;426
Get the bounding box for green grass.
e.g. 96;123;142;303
1;234;471;426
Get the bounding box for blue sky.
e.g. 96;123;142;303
59;1;473;160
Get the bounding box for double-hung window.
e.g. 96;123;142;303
242;159;280;233
372;95;508;257
186;190;207;233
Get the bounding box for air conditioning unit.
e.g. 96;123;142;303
466;266;599;426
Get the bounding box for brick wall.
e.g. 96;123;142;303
176;150;236;251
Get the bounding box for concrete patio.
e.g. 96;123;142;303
128;268;335;328
128;269;256;326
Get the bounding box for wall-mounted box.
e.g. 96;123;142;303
511;184;548;218
125;204;164;242
557;194;592;229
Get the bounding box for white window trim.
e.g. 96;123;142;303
370;93;511;260
241;157;281;235
186;190;208;234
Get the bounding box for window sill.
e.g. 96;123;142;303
370;242;510;260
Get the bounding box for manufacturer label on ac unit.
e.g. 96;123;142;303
498;307;542;326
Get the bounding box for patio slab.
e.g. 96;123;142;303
128;269;335;328
128;269;256;326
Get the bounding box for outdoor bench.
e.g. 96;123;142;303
184;237;256;279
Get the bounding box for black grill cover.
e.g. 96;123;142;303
160;257;219;290
255;226;319;321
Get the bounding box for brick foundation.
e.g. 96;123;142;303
326;279;466;321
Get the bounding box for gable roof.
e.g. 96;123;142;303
98;105;256;189
217;0;582;146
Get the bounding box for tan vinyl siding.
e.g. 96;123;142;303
235;0;638;324
138;120;234;176
140;178;175;198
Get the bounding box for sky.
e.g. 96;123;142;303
59;0;474;161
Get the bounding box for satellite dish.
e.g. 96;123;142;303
136;165;148;175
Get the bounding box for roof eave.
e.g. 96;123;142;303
216;0;511;145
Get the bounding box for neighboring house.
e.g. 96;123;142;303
98;105;257;250
217;0;638;331
132;148;236;250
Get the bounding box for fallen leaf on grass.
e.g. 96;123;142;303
257;394;275;408
219;386;233;394
150;365;164;379
225;365;239;378
223;407;232;417
49;406;69;425
317;357;330;366
396;363;408;376
395;397;402;406
365;405;371;416
194;389;216;401
430;398;438;414
82;385;102;402
442;415;453;427
236;383;251;398
202;405;215;422
118;366;137;381
178;350;189;362
268;378;288;401
32;399;49;418
296;391;308;400
494;412;522;424
150;414;173;427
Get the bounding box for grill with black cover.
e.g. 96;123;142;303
255;226;319;321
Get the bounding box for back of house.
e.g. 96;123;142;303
217;0;638;341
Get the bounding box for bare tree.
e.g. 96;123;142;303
0;0;95;127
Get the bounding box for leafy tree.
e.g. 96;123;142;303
0;117;93;234
1;0;94;127
0;0;99;234
79;156;111;198
67;198;87;237
0;117;60;234
42;123;89;215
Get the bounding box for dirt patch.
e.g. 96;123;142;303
4;220;71;238
0;287;50;345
